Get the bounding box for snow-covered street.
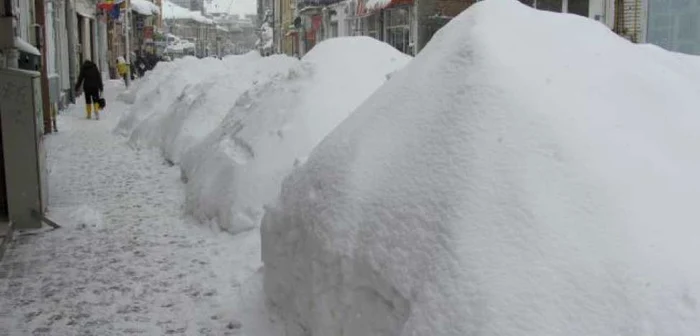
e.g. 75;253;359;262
3;1;700;334
0;82;267;335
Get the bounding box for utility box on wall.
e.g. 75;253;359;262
0;68;48;229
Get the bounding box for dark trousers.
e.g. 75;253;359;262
84;89;100;105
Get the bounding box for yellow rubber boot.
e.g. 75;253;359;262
93;103;100;120
85;104;92;119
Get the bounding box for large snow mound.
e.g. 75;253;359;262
261;1;700;335
181;37;411;234
115;56;225;137
120;52;296;165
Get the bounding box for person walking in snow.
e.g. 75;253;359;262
116;56;129;86
74;60;104;120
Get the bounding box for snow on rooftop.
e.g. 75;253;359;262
261;0;700;335
163;0;214;24
131;0;160;15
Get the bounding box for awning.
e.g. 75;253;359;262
97;0;125;10
14;37;40;56
365;0;412;12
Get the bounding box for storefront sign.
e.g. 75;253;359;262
144;26;154;39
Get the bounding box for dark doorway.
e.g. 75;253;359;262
0;117;9;221
90;19;95;62
77;14;84;65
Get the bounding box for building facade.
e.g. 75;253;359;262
263;0;699;58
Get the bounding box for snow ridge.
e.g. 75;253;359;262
261;1;700;335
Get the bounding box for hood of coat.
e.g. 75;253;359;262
82;60;97;71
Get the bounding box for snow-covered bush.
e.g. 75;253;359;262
261;1;700;335
180;37;411;234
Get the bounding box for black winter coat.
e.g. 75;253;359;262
75;60;103;92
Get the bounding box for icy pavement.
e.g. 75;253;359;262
0;81;271;336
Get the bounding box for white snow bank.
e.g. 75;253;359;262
131;52;297;166
115;56;223;137
131;0;160;15
180;37;411;234
261;1;700;335
49;205;105;231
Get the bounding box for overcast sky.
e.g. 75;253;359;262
208;0;256;16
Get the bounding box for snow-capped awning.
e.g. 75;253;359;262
14;37;40;56
365;0;412;11
297;0;344;8
131;0;160;16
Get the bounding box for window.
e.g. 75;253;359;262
536;0;563;12
367;13;380;38
568;0;589;17
384;6;411;54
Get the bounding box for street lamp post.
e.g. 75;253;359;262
124;0;131;87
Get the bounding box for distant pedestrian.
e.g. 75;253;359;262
75;60;103;120
116;56;129;86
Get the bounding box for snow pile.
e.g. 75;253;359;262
115;56;223;137
131;0;160;15
261;1;700;335
180;37;411;234
71;205;105;231
130;52;298;165
257;22;273;50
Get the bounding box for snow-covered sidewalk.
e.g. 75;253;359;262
0;82;267;335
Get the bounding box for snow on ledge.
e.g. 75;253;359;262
14;37;40;56
131;0;160;16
